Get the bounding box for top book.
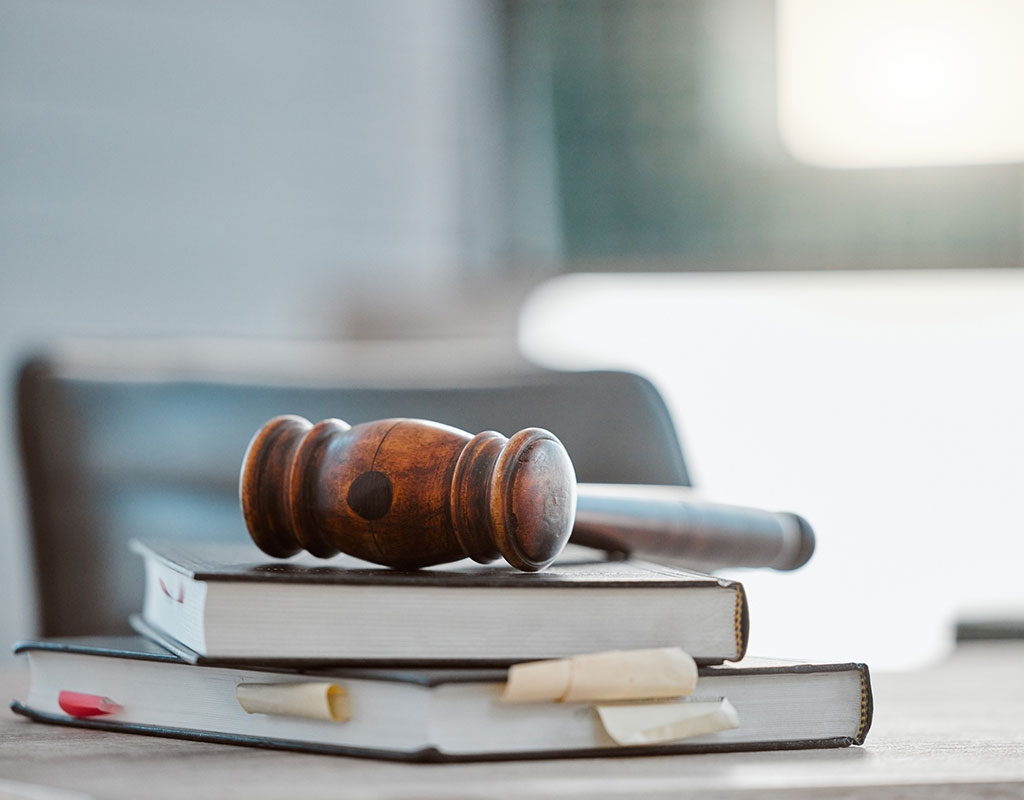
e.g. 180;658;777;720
132;540;749;666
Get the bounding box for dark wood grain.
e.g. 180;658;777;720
241;415;815;573
240;416;577;571
571;485;815;572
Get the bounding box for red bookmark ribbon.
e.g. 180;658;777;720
58;691;123;718
159;577;184;604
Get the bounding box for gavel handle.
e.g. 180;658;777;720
571;484;815;572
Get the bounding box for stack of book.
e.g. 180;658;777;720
12;539;872;761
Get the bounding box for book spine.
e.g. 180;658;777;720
854;664;873;745
733;585;750;661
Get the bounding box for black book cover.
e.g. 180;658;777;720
133;539;750;665
11;636;872;763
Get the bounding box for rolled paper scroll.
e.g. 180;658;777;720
596;698;740;746
235;682;350;722
501;647;698;704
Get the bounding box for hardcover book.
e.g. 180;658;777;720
11;636;872;762
132;540;749;665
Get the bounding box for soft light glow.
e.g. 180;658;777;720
777;0;1024;168
520;271;1024;670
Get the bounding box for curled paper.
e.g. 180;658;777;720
502;647;698;704
596;697;740;746
235;682;350;722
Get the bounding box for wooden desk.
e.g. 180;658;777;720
2;642;1022;799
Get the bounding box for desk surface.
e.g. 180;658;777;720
1;642;1022;800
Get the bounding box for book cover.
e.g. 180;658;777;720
11;636;872;762
133;540;749;665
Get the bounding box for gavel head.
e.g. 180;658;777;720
239;415;577;571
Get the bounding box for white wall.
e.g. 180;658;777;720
521;271;1024;670
0;0;514;648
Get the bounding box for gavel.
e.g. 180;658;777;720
240;415;814;573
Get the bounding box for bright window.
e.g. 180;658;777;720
777;0;1024;168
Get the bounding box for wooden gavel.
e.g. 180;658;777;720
240;415;814;573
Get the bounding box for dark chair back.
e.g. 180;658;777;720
17;344;689;635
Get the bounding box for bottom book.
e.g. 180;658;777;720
11;636;872;762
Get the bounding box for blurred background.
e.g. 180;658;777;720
3;0;1023;669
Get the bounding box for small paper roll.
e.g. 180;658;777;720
235;682;350;722
502;647;698;704
596;698;740;746
499;658;573;704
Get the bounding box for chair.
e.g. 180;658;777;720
16;339;689;636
